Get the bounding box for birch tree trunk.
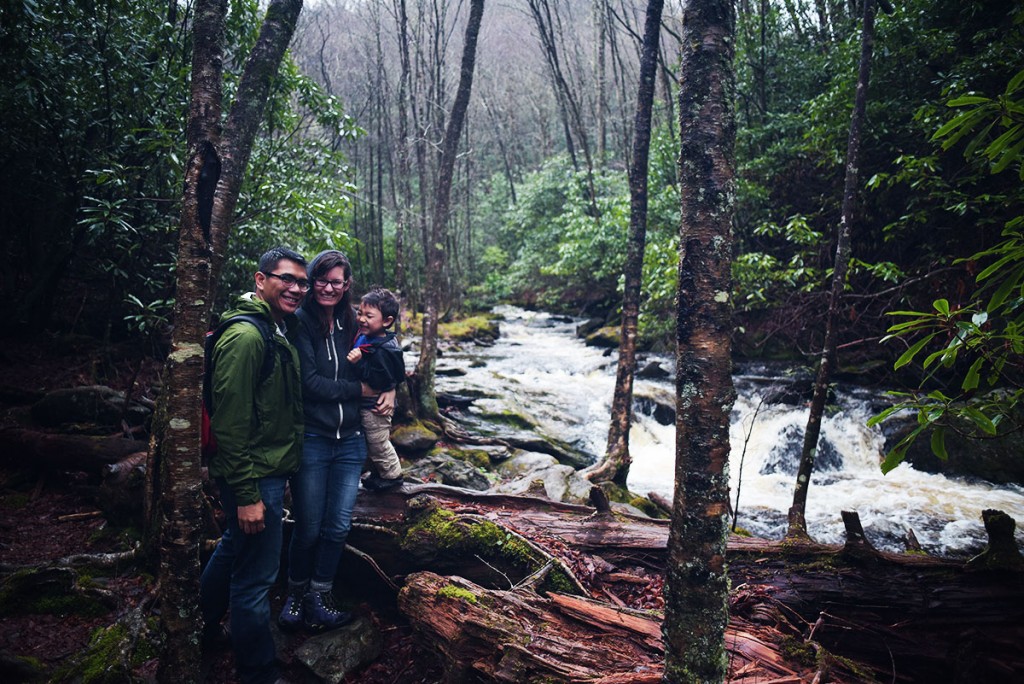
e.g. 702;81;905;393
587;0;665;487
415;0;485;420
787;0;876;540
151;1;304;680
663;0;736;680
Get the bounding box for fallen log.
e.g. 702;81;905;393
0;427;147;471
397;571;864;683
348;484;1024;682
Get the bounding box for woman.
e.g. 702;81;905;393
278;249;393;632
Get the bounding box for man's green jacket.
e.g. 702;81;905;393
208;293;303;506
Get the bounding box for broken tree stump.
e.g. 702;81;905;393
966;509;1024;571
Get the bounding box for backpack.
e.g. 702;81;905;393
200;314;278;459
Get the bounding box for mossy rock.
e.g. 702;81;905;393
434;444;491;470
575;317;605;338
585;326;620;348
391;421;440;455
439;314;501;342
475;407;538;431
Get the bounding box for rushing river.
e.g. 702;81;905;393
432;306;1024;557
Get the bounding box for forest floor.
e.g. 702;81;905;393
0;336;446;683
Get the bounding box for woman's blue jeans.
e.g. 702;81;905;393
287;431;366;587
199;476;286;684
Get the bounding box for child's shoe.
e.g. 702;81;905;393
363;473;404;491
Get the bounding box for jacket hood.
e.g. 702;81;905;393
221;291;298;332
222;291;273;320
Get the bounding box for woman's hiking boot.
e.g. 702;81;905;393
277;591;304;632
302;590;352;632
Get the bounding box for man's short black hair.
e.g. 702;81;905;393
360;287;400;325
258;246;307;273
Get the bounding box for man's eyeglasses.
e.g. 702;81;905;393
262;271;311;292
314;278;348;290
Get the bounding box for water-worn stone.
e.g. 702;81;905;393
584;326;620;348
501;431;594;469
390;422;440;454
295;614;382;683
405;452;491;490
493;453;592;504
637;361;670;379
575;317;604;338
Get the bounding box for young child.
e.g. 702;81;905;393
347;287;406;491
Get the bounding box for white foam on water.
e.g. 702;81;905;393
435;306;1024;557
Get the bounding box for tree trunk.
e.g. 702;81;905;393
526;0;598;213
414;0;485;421
788;0;875;540
588;0;665;487
392;0;413;303
663;0;736;681
151;1;304;681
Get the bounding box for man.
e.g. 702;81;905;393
199;246;308;684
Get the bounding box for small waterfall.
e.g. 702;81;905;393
433;306;1024;557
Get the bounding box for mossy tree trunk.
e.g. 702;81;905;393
788;0;876;540
662;0;736;681
150;1;304;681
589;0;666;488
414;0;485;422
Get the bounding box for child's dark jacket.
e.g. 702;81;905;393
353;331;405;392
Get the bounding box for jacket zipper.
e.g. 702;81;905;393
326;323;344;438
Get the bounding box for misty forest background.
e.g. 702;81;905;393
2;0;1020;371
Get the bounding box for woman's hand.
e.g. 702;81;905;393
374;388;396;416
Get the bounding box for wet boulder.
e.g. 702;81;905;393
405;451;491;491
637;361;671;379
391;421;441;455
886;412;1024;486
584;326;620;349
575;317;605;338
294;615;382;682
492;452;592;504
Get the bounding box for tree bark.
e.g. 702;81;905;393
151;1;304;681
664;0;736;680
788;0;875;540
392;0;413;304
588;0;665;487
415;0;485;421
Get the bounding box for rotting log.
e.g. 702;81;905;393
397;571;863;684
347;484;1024;682
0;428;147;471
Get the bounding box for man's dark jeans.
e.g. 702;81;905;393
200;476;287;684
